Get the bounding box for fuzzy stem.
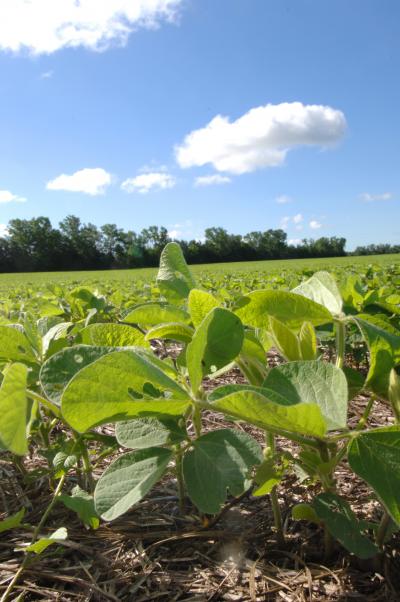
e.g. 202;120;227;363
335;320;346;369
265;432;285;547
174;446;186;514
376;511;391;550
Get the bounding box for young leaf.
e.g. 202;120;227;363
183;429;262;514
61;350;190;432
59;486;99;530
0;509;25;533
0;363;29;455
94;448;172;521
292;503;320;524
268;316;302;361
263;361;348;431
79;323;149;348
25;527;68;554
313;493;378;559
210;390;327;438
186;308;244;393
124;303;190;327
299;321;317;360
157;242;196;303
188;289;219;328
0;325;37;364
348;426;400;526
235;290;332;331
292;271;343;316
116;416;186;449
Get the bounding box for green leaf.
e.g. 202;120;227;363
42;321;72;358
0;509;25;533
268;316;302;361
187;308;244;393
253;456;288;496
292;503;320;524
0;325;37;364
145;322;194;344
210;390;327;438
183;429;262;514
62;350;190;432
235;290;332;331
263;361;348;431
354;317;400;399
348;426;400;526
79;323;149;348
94;447;172;521
292;271;343;316
299;322;317;360
59;486;99;530
157;242;196;303
124;302;190;327
343;366;365;400
116;416;186;449
25;527;68;554
0;363;29;455
313;493;378;559
40;345;117;405
188;289;219;328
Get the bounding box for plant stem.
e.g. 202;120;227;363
356;396;375;430
192;405;202;438
265;432;285;547
80;445;95;493
335;320;346;369
174;446;186;514
376;511;391;549
0;474;66;602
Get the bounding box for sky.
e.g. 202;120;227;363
0;0;399;250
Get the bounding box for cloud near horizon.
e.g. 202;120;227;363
46;167;111;195
121;171;176;194
0;0;183;55
176;102;346;175
0;189;26;203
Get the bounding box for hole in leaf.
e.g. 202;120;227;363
142;382;162;398
128;388;143;400
74;354;83;364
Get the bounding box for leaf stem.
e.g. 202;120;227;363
335;320;346;369
266;432;285;547
174;446;186;514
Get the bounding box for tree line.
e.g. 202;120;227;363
0;214;395;273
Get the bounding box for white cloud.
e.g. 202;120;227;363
0;224;8;237
309;220;322;230
280;213;303;230
46;167;111;195
0;189;26;203
0;0;183;55
176;102;346;175
293;213;303;224
275;194;292;204
359;192;393;202
194;174;231;187
288;238;302;245
40;70;54;79
121;171;175;194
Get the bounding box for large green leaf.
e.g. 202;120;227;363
59;486;99;530
188;289;219;328
62;350;190;432
187;308;244;393
292;271;343;316
210;390;327;438
116;416;186;449
348;426;400;526
94;447;172;521
0;325;37;364
40;345;116;405
313;493;378;559
354;317;400;399
145;322;194;344
124;302;190;327
235;290;332;331
299;322;318;360
263;361;348;430
157;242;196;303
268;316;302;361
0;363;29;455
79;323;149;348
183;429;262;514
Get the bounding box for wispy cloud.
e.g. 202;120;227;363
121;170;175;194
176;102;346;175
275;194;292;204
309;219;322;230
47;167;111;195
359;192;393;202
0;0;184;55
288;238;302;245
0;189;26;203
280;213;303;230
40;70;54;79
194;174;231;187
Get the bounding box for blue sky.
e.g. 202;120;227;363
0;0;399;250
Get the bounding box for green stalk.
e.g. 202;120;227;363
0;474;66;602
265;432;285;547
174;446;186;514
335;320;346;369
376;511;391;550
192;405;202;438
